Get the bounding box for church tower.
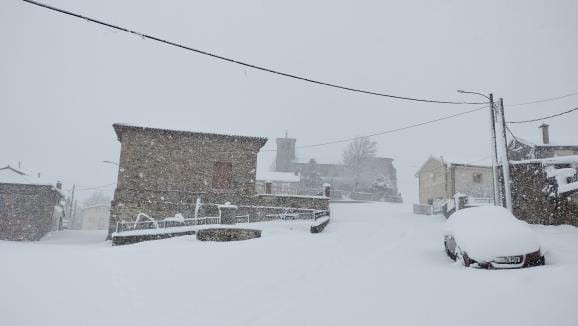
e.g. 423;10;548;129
275;133;296;172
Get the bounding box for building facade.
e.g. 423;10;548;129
503;124;578;225
416;157;493;206
76;204;110;230
273;136;400;201
503;158;578;227
255;171;302;195
508;124;578;161
108;124;268;237
0;166;64;241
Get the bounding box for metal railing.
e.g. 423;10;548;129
114;204;330;234
115;216;222;233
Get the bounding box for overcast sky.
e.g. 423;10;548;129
1;0;577;202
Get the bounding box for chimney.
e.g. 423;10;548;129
539;123;550;145
56;181;62;190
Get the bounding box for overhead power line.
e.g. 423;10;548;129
507;107;578;124
21;0;488;105
508;91;578;108
75;182;117;191
261;105;488;152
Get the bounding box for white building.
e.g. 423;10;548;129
255;171;302;195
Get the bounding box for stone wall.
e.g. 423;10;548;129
252;194;330;211
417;158;447;205
0;184;62;241
108;124;267;237
451;165;493;199
502;163;578;226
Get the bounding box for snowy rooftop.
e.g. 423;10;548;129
0;165;54;186
511;155;578;165
513;135;578;148
112;123;268;146
416;156;491;175
256;171;300;182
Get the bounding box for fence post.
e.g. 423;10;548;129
323;183;331;198
454;193;467;211
265;181;272;194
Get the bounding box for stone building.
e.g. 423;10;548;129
503;124;578;226
108;123;268;237
502;156;578;227
508;123;578;160
76;204;110;230
255;171;302;195
0;165;64;241
415;156;493;206
273;136;400;200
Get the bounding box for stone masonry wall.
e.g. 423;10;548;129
452;165;493;199
503;163;578;226
0;184;62;241
418;158;447;205
108;125;266;237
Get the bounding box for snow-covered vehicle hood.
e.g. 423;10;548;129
445;206;540;262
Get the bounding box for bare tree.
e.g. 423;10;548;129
342;137;377;191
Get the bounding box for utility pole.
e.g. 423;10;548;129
457;89;501;207
68;184;76;227
496;98;513;211
488;94;501;206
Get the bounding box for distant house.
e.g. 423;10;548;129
415;156;493;207
256;171;302;195
0;165;64;241
76;204;110;230
274;136;401;201
508;123;578;160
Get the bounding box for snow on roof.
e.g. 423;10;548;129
512;135;578;148
256;171;300;182
0;165;54;186
112;123;268;147
511;155;578;165
415;155;491;176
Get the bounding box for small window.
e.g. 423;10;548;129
213;162;233;189
427;199;434;205
473;173;482;183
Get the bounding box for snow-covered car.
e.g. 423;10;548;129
443;206;545;269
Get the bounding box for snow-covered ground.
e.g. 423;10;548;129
1;202;577;326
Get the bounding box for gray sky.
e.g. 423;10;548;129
1;0;577;202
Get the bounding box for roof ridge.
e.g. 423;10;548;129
0;165;26;175
112;123;268;148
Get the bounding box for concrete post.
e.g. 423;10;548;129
219;204;238;225
323;183;331;198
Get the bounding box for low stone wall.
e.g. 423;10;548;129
252;194;330;211
112;230;195;246
196;228;261;241
349;192;403;203
412;204;432;215
310;218;330;233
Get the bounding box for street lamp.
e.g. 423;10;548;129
102;160;119;166
457;90;500;206
457;89;491;102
